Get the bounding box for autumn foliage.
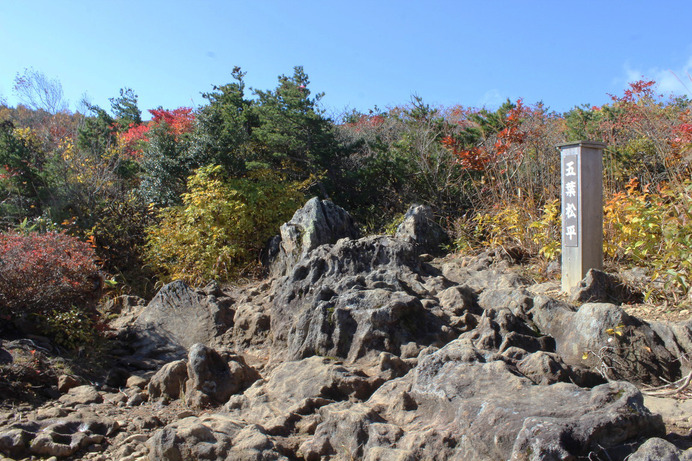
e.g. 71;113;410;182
0;231;101;318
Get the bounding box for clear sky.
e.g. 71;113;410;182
1;1;692;118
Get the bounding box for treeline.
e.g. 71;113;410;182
1;69;691;303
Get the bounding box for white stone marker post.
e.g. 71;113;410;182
558;141;606;292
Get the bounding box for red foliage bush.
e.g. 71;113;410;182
0;231;101;318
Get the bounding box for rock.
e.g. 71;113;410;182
105;366;130;388
649;318;692;374
0;418;118;460
102;295;147;332
58;385;103;407
146;414;286;460
126;391;147;406
269;197;359;277
227;356;379;431
231;302;271;348
127;281;235;362
301;339;665;460
126;375;149;389
185;344;258;408
271;235;443;363
477;287;533;319
57;374;80;393
628;437;692;460
531;297;680;384
148;360;188;401
394;204;449;255
0;428;30;458
570;268;642;304
516;351;570;385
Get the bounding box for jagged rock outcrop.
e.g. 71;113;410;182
270;235;446;364
3;199;692;460
299;339;665;460
394;203;449;255
269;197;359;277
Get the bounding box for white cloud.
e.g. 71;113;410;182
621;57;692;98
478;89;504;109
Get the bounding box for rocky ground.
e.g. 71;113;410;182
2;199;692;460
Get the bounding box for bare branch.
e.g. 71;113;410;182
13;68;68;114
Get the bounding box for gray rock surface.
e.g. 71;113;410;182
270;235;443;364
148;360;188;401
57;385;103;407
300;340;665;460
628;437;692;461
649;318;692;375
394;204;449;255
269;197;359;277
570;268;642;304
0;418;118;459
530;297;679;384
146;414;286;461
127;281;235;363
226;356;379;434
185;344;258;408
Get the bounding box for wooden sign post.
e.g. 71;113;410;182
558;141;606;292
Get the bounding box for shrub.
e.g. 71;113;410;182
604;178;692;301
145;164;306;286
453;198;560;259
88;192;156;298
39;306;99;351
0;231;101;319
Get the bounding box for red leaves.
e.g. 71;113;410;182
119;107;195;159
118;123;150;160
149;107;195;137
442;99;529;171
0;231;101;316
344;114;385;132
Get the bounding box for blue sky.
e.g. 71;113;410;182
1;1;692;118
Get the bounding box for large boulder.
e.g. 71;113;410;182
530;297;680;384
569;268;642;304
394;204;449;255
126;281;235;363
184;344;259;408
299;340;665;460
270;236;444;363
269;197;359;277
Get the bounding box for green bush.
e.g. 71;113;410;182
88;192;156;298
145;164;306;286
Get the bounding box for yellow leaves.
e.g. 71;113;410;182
461;198;561;261
582;352;590;360
605;324;625;337
145;165;305;285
